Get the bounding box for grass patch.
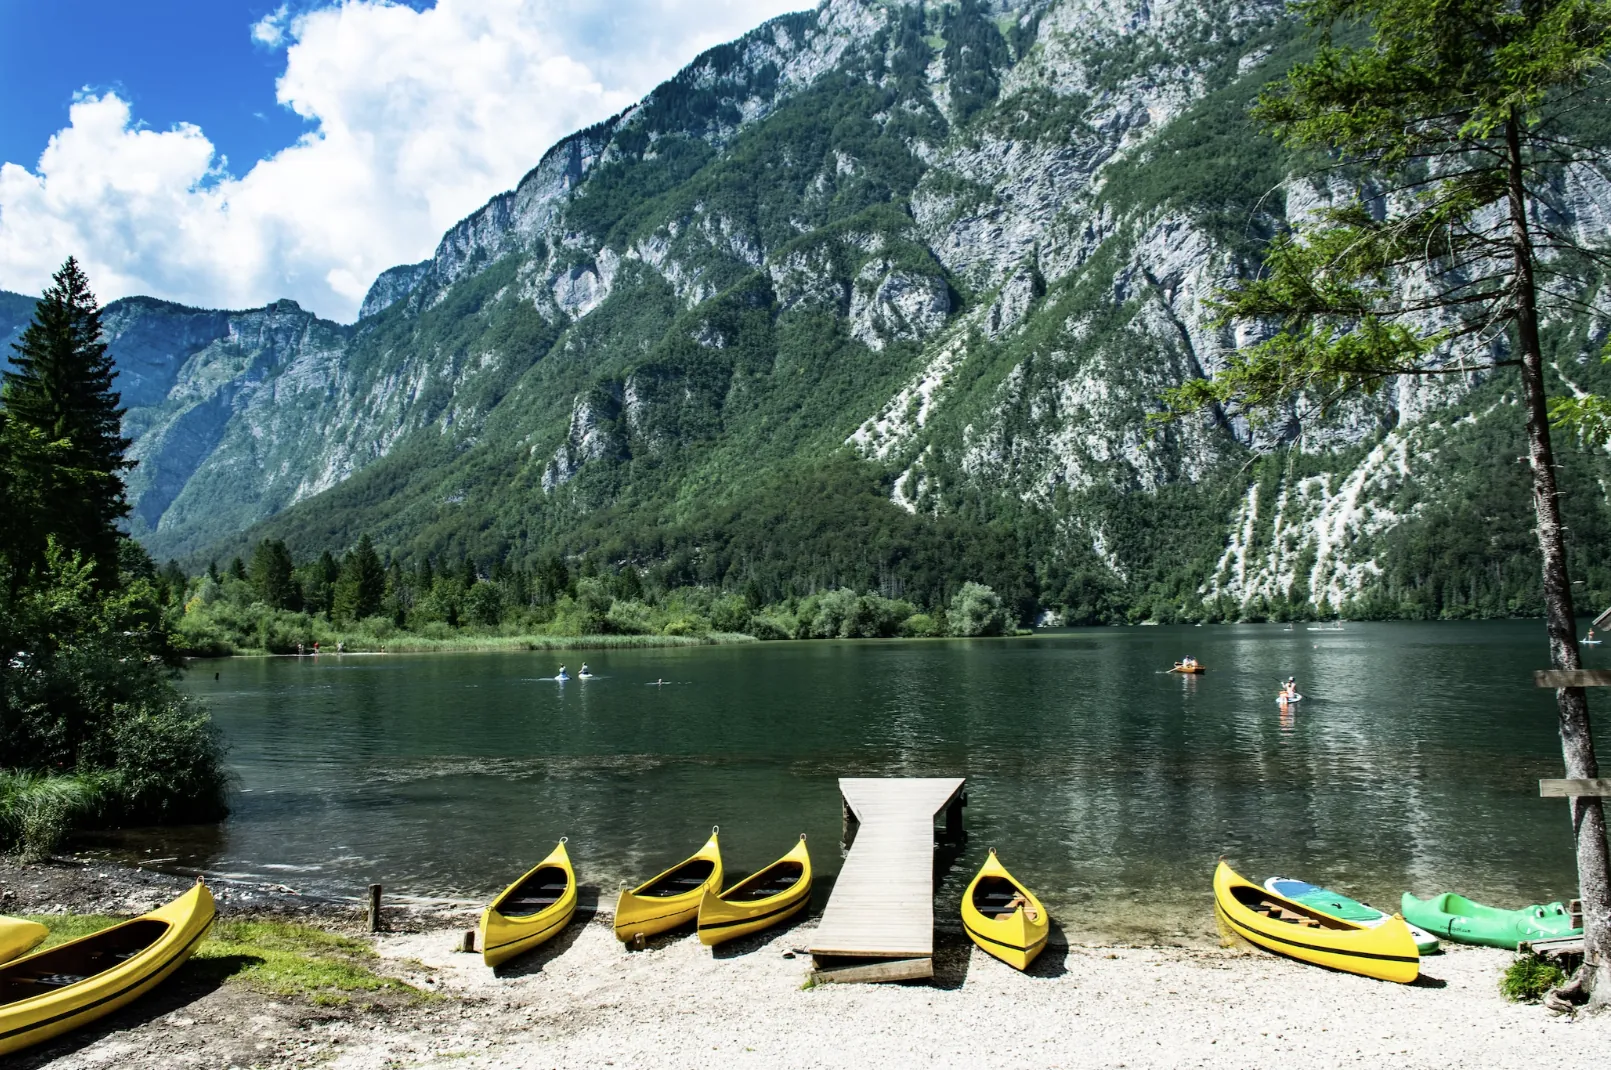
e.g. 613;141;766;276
24;914;424;1007
1500;954;1567;1002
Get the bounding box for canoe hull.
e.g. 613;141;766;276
697;837;812;947
0;882;215;1056
1400;892;1581;951
0;918;48;965
962;850;1050;971
1215;862;1418;984
614;832;723;942
480;840;577;968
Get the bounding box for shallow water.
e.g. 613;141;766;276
123;621;1611;941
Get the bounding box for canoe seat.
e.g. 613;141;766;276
1255;900;1321;928
32;973;87;989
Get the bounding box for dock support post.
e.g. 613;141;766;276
841;796;860;852
943;791;966;844
367;884;382;932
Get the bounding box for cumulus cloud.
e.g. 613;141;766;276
0;0;806;321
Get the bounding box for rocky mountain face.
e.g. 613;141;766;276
10;0;1611;620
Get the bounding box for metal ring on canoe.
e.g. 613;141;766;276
800;832;807;841
560;836;567;844
712;825;719;835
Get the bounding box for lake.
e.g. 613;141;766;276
129;621;1608;942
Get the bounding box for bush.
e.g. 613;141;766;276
949;581;1010;637
0;771;112;861
93;698;228;826
749;613;794;640
606;599;655;634
900;612;942;637
1500;954;1567;1002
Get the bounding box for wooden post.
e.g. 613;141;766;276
460;929;476;953
943;791;966;843
367;884;382;932
840;796;859;852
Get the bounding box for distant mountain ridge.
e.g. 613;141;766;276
7;0;1611;622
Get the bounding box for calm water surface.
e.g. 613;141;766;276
135;621;1609;941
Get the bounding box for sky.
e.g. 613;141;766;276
0;0;806;321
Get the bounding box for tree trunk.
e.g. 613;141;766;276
1508;111;1611;1007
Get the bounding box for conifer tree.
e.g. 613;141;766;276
2;258;131;584
332;535;386;623
1162;0;1611;1006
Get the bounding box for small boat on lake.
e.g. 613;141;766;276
0;918;47;966
1214;862;1418;983
1399;891;1580;950
479;838;577;967
1264;876;1439;954
962;849;1050;971
697;834;811;947
0;879;215;1055
614;828;723;943
1169;662;1204;674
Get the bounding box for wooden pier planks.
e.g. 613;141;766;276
809;777;965;968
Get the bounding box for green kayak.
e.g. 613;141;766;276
1399;892;1580;950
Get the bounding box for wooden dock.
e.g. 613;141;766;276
809;776;965;984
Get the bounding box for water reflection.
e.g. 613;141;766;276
131;621;1611;942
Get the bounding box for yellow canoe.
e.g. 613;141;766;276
614;827;722;942
0;878;215;1055
479;838;577;968
1213;861;1418;983
0;917;48;965
962;848;1050;970
697;834;811;947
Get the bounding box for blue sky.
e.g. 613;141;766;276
0;2;318;182
0;0;804;320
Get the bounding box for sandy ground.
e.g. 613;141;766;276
323;913;1607;1070
6;859;1609;1069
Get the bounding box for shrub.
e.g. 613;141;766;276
949;581;1010;637
749;613;794;640
900;612;942;637
0;771;112;861
1500;954;1567;1003
606;599;655;634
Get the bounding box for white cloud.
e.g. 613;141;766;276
0;0;807;321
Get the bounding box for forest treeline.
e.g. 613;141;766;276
168;534;1017;654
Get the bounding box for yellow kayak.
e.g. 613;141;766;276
697;834;811;947
1213;861;1418;983
614;827;722;943
961;848;1050;970
0;917;48;965
0;879;215;1055
479;838;577;968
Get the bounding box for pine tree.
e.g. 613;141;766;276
2;258;132;585
1161;0;1611;1006
332;535;386;623
248;539;300;611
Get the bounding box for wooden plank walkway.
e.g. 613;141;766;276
809;777;965;968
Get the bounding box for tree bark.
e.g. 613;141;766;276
1508;111;1611;1007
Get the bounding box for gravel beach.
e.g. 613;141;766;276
5;859;1609;1069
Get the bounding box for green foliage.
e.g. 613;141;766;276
332;534;386;623
948;581;1009;637
248;538;300;611
2;258;132;586
0;261;227;854
1500;954;1567;1002
0;770;111;860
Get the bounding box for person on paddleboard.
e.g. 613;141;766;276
1280;676;1298;702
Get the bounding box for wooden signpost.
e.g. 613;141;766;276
1533;668;1611;964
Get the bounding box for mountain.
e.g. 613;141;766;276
13;0;1611;622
